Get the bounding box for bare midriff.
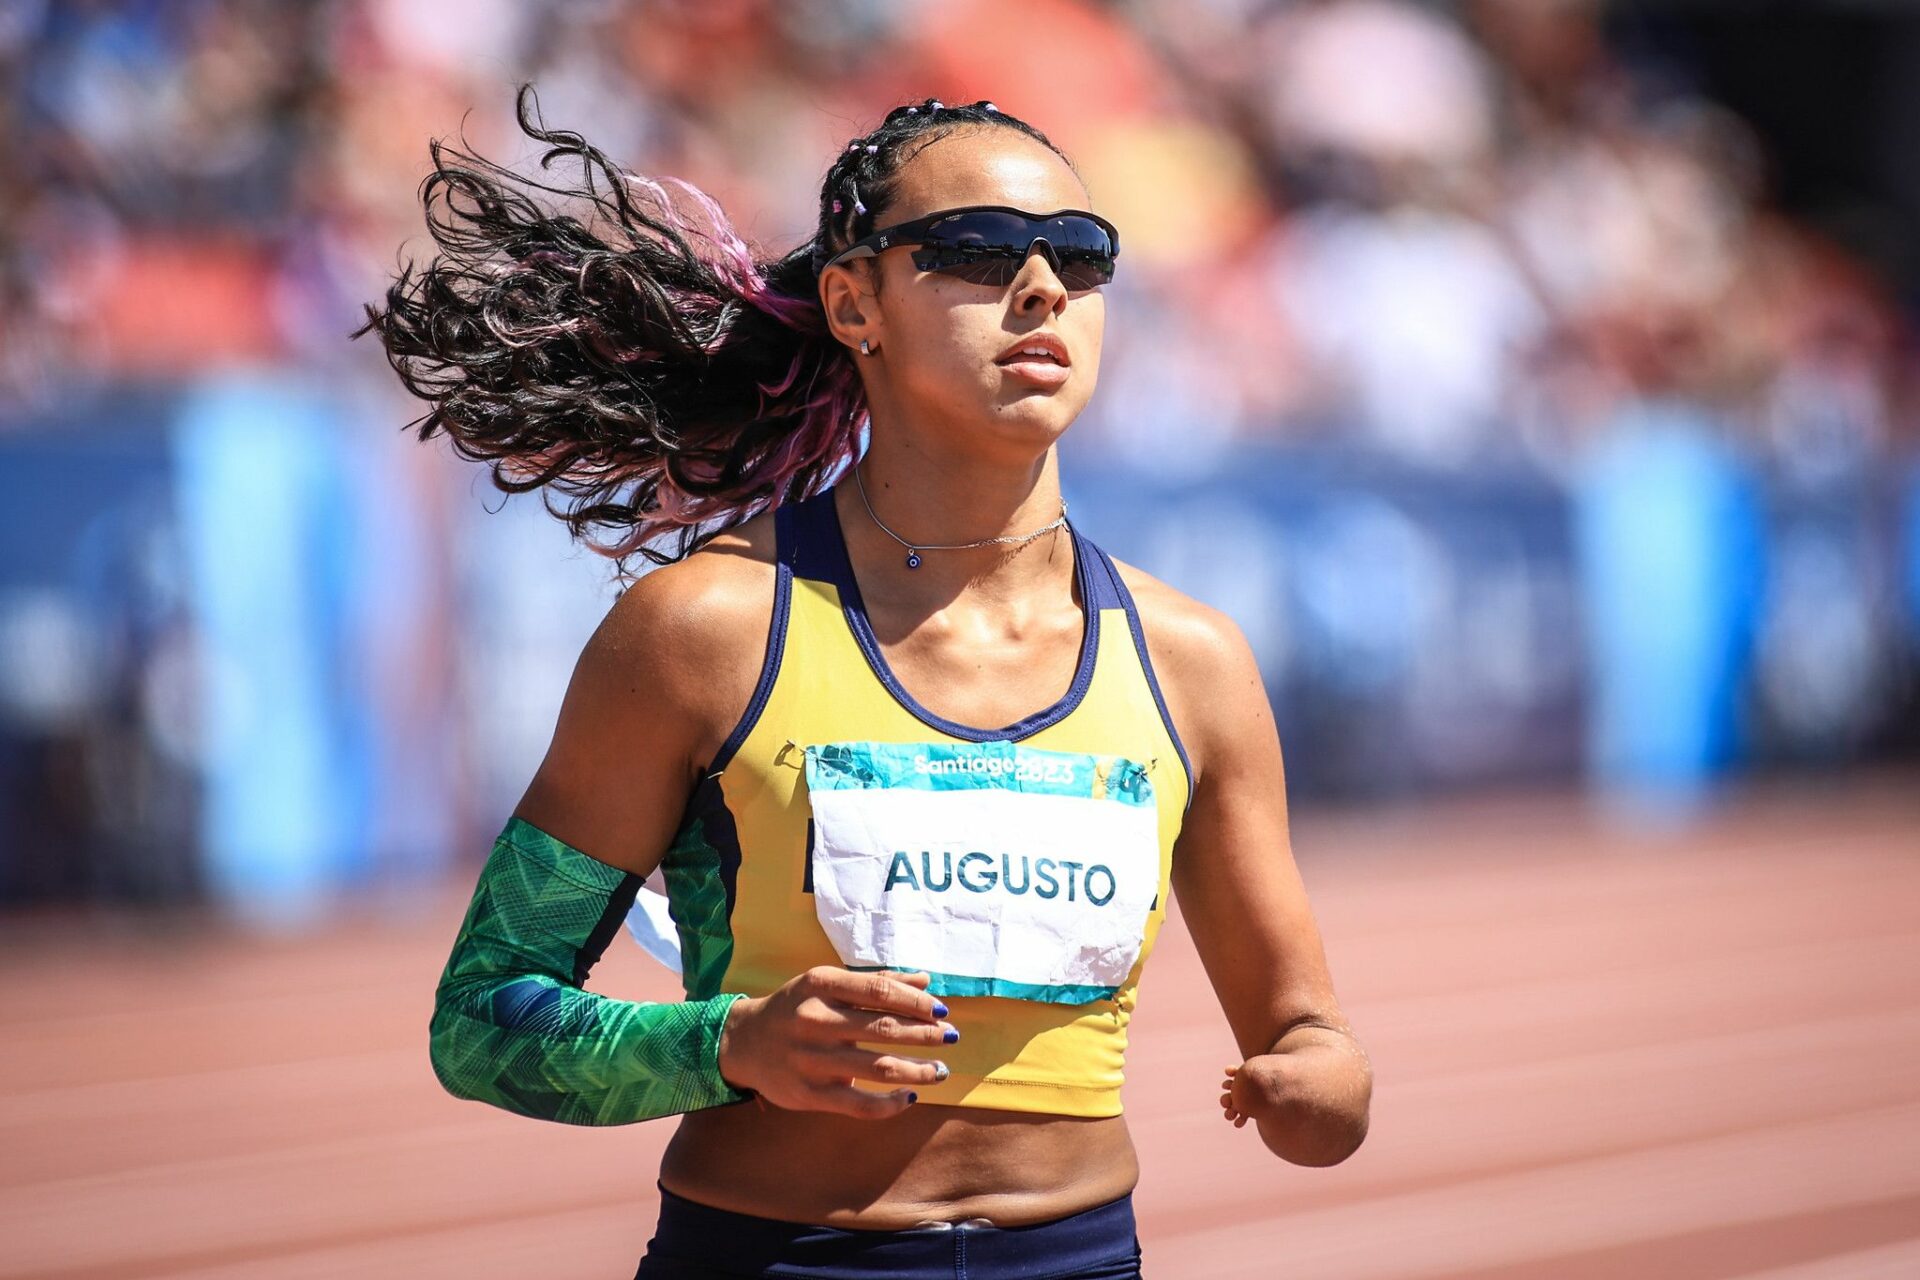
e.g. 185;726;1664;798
660;1103;1139;1228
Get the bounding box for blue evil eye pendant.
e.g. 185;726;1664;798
905;549;923;570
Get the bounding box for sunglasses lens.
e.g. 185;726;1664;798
1041;214;1119;257
1055;255;1117;289
916;210;1116;288
935;257;1025;287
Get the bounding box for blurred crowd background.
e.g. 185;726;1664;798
3;0;1917;918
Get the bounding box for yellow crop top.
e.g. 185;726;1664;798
655;481;1191;1118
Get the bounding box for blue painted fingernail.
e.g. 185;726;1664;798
943;1027;959;1043
907;1091;919;1103
932;1001;949;1018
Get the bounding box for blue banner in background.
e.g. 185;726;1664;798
1062;444;1584;798
1063;431;1910;803
1;411;1915;910
172;373;366;923
0;396;199;904
1905;465;1920;644
169;372;485;921
1572;406;1766;809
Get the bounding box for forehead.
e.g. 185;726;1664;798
886;127;1091;221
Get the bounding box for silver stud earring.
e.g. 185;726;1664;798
860;339;872;356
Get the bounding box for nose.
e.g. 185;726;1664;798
1011;239;1070;313
1024;237;1063;271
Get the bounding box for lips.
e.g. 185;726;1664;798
995;333;1071;367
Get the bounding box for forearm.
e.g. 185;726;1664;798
1251;1024;1373;1166
429;816;752;1126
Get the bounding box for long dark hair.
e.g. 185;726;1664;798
356;85;1069;573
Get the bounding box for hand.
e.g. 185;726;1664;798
717;966;960;1118
1219;1055;1291;1130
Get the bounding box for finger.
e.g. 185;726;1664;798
808;967;947;1021
1233;1114;1248;1128
801;1004;959;1048
812;1082;920;1119
819;1045;949;1087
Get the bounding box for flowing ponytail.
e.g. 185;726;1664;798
357;85;1066;573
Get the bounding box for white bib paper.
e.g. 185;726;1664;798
803;740;1161;1004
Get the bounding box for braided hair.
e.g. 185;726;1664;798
356;85;1071;576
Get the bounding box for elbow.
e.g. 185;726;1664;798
427;1001;473;1103
426;980;580;1122
427;987;497;1106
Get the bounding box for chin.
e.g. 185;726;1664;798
986;399;1079;449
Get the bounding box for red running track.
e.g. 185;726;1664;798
2;777;1916;1278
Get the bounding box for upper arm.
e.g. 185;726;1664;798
511;515;778;877
1119;562;1352;1060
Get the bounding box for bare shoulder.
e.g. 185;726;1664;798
583;508;781;765
513;509;782;868
1107;555;1272;784
596;510;778;666
1108;555;1258;686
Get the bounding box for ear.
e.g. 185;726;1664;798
819;260;881;354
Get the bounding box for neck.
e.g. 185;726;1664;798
834;435;1073;607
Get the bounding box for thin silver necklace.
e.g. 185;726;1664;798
852;460;1069;570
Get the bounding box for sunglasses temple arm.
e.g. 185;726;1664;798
821;245;880;271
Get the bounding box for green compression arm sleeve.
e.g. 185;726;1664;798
429;816;752;1125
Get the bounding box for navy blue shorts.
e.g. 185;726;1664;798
634;1182;1144;1279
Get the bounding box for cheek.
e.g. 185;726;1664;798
1076;299;1106;365
1076;326;1104;383
1060;314;1103;403
901;336;994;396
895;299;1004;385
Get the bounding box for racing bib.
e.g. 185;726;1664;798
802;740;1161;1004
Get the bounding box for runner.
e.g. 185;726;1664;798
359;87;1372;1280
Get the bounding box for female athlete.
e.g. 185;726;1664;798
360;87;1372;1279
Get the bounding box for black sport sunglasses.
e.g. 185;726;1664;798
816;204;1121;290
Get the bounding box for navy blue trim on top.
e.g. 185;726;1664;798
1088;542;1195;813
704;503;797;775
573;872;643;986
789;484;848;584
796;483;1101;743
676;769;746;958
